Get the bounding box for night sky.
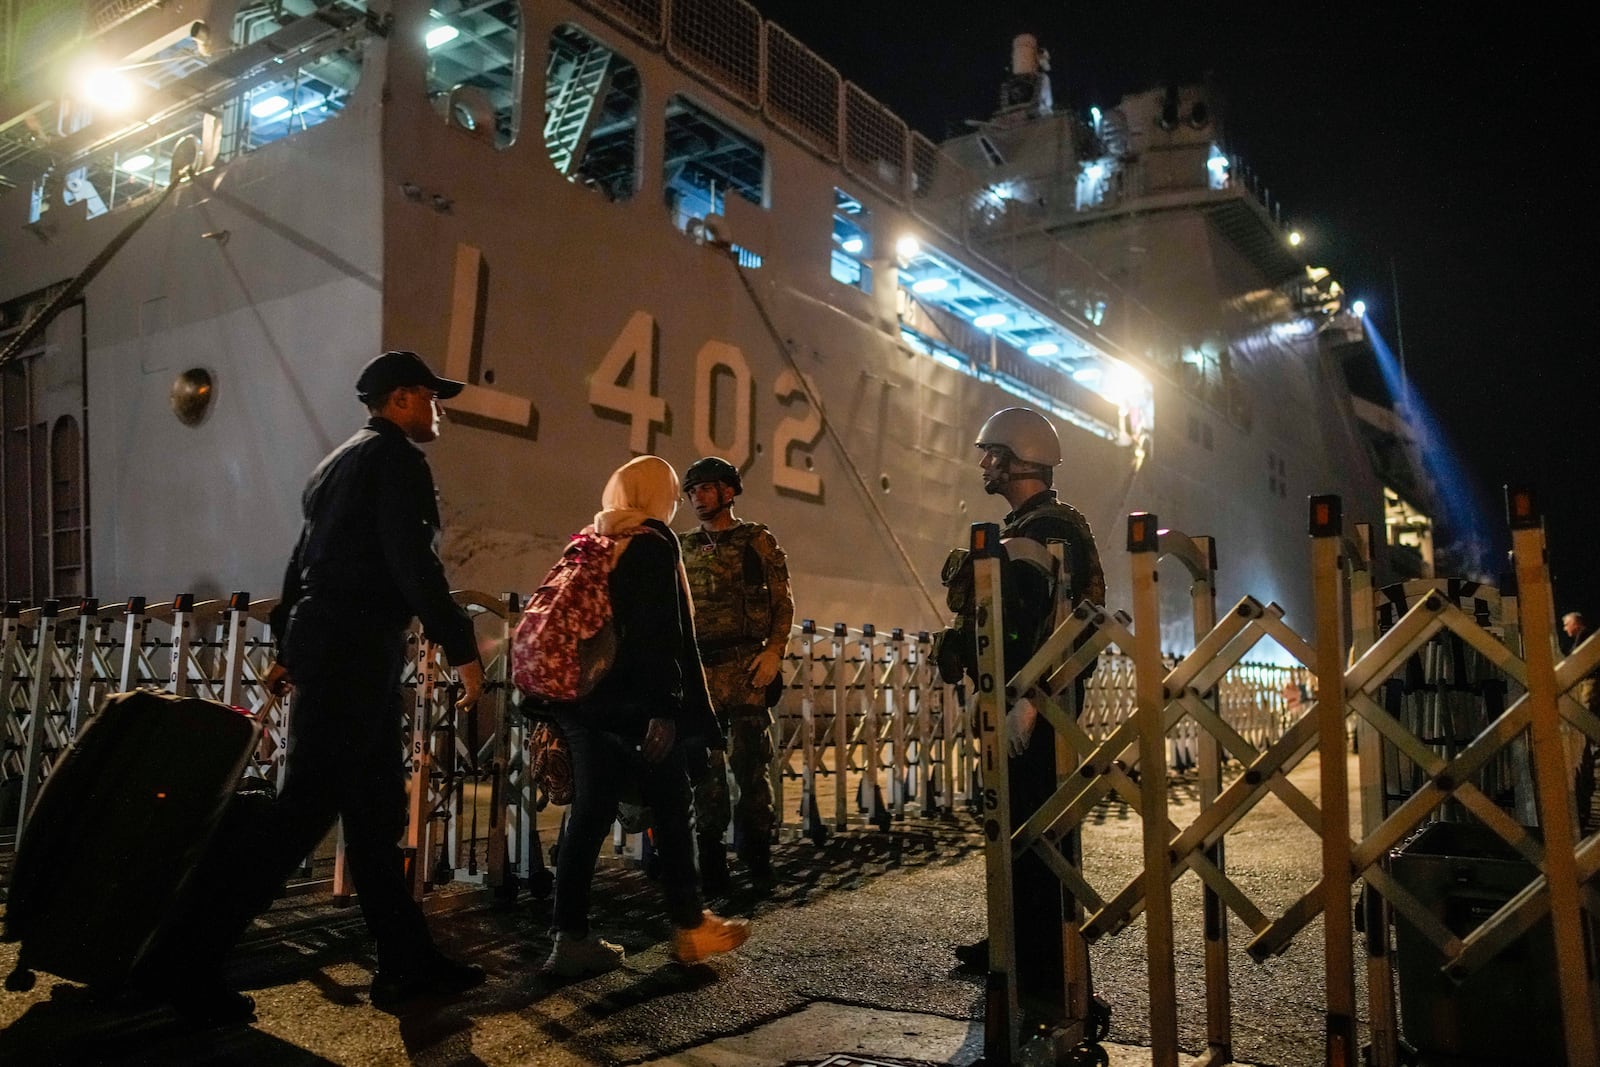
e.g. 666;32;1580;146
748;1;1595;626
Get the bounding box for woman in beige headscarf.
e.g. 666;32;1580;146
543;456;750;976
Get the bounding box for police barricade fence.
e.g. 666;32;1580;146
1;592;1307;900
966;496;1600;1067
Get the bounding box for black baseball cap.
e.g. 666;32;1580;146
355;350;466;403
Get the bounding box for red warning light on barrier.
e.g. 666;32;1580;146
1126;512;1158;552
1309;495;1341;536
1505;486;1540;529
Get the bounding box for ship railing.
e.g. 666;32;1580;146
573;0;1212;398
599;0;1275;402
0;589;1306;891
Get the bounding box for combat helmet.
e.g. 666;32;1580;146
682;456;743;495
975;407;1060;467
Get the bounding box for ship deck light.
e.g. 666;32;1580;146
895;235;921;261
1351;300;1367;318
76;65;139;113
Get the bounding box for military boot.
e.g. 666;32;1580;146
738;836;773;884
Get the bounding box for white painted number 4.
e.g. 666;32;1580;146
589;310;667;454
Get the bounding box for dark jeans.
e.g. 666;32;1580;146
260;626;437;973
553;713;703;935
165;624;438;980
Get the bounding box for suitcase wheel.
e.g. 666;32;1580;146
1068;1042;1109;1067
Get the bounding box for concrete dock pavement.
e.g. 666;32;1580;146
0;758;1341;1066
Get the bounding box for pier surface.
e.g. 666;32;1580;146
0;758;1347;1066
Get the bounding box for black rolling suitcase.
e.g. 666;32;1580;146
3;690;262;992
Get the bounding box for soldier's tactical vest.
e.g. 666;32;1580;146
680;522;774;649
934;501;1098;685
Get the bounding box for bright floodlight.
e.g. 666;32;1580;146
973;312;1007;329
1288;230;1303;246
911;277;948;294
1090;106;1102;123
426;23;460;49
118;153;154;173
79;67;137;112
1084;163;1104;182
1103;364;1146;407
1027;342;1059;358
895;235;920;260
1351;300;1367;318
841;237;863;254
250;94;290;119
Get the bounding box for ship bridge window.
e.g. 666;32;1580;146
830;190;872;292
425;1;523;150
663;95;766;265
545;24;638;197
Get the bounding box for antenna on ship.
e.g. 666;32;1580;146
994;34;1053;125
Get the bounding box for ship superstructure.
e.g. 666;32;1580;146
0;0;1435;649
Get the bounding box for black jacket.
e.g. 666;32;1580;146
582;519;720;744
270;417;476;667
999;490;1105;678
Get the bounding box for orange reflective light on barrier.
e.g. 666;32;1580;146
1308;495;1341;535
1508;488;1535;526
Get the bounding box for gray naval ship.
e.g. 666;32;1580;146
0;0;1438;647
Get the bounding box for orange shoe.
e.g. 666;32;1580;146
671;910;751;964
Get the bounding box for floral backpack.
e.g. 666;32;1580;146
511;527;626;703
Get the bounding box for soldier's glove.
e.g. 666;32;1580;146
748;647;783;689
1006;695;1039;757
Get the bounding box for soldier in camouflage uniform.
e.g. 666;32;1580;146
678;457;794;891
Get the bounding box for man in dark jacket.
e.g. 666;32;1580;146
162;352;487;1024
954;407;1104;1019
246;351;486;1012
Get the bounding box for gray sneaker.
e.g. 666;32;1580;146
542;933;625;977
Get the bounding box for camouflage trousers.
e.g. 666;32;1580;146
692;661;776;854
